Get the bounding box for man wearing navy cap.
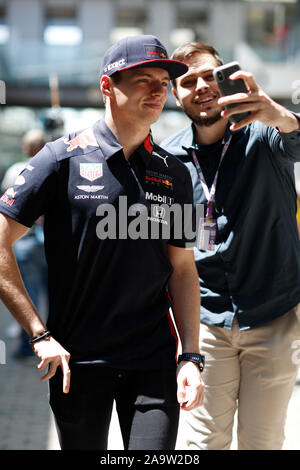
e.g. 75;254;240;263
0;35;204;450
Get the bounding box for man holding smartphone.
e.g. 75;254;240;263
161;41;300;450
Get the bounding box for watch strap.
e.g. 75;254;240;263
178;352;205;372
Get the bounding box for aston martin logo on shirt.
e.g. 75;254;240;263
80;163;103;182
76;185;104;193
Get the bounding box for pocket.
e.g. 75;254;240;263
285;305;300;340
134;369;178;409
49;370;85;425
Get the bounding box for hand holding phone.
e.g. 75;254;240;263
213;61;249;123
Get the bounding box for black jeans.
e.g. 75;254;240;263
49;365;180;450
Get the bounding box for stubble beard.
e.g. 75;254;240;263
183;105;222;127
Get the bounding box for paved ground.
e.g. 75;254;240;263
0;300;299;451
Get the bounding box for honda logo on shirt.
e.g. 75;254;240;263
153;206;166;219
80;163;103;182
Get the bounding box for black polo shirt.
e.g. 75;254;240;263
0;118;194;369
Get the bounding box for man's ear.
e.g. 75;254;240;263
172;87;182;109
101;75;112;100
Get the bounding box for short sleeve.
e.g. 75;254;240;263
0;143;58;227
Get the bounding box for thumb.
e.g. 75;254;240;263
177;377;187;404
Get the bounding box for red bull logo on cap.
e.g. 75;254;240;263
145;46;167;59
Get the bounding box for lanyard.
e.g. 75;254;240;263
191;135;232;219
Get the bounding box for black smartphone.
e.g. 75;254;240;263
213;61;249;123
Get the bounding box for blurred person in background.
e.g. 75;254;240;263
161;41;300;450
1;129;48;358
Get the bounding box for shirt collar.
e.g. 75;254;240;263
134;133;154;168
92;118;123;160
93;117;153;167
183;121;242;154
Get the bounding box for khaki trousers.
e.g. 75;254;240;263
185;306;300;450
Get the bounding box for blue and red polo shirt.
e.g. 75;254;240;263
0;118;195;369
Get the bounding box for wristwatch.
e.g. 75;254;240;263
177;353;205;372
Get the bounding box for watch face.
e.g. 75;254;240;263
178;353;205;372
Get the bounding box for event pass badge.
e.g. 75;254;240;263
192;136;232;251
197;217;217;251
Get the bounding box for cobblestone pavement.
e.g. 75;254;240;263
0;300;299;451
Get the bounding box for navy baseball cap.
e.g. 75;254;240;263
100;35;188;80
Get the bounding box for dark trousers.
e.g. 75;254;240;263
49;365;180;450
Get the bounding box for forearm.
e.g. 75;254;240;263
168;264;201;353
219;70;300;135
274;107;300;134
0;245;46;337
0;244;71;394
